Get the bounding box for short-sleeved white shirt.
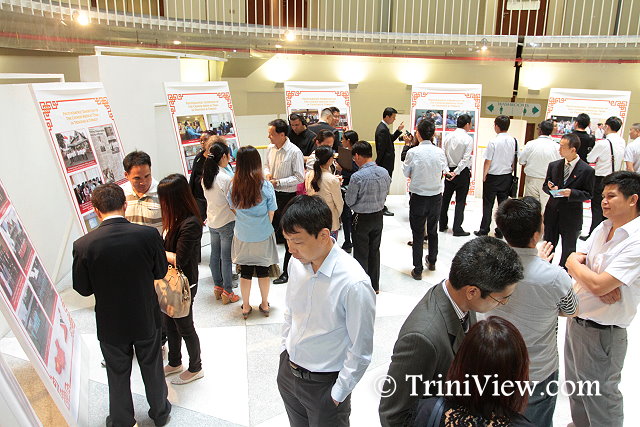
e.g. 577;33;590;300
574;216;640;327
484;133;517;175
624;138;640;172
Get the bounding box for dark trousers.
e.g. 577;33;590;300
543;215;580;268
100;328;171;427
277;351;350;427
588;175;605;235
352;211;383;292
163;286;201;372
524;370;559;427
479;173;512;233
440;168;470;232
410;193;442;269
274;191;297;274
341;192;353;247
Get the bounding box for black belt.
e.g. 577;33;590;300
353;210;383;216
575;317;622;330
289;362;338;382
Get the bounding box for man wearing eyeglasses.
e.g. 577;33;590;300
494;197;578;427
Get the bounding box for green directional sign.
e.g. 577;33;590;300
532;106;540;114
488;104;495;112
485;101;542;117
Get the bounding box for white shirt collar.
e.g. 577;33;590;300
102;214;124;221
441;281;467;320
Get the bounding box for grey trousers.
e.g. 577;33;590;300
277;350;351;427
565;318;628;427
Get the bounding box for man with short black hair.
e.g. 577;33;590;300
346;141;391;293
264;118;305;284
375;107;405;216
494;197;578;427
288;113;316;156
277;195;375;427
440;114;474;236
308;107;340;150
379;236;523;426
584;116;626;239
402;119;448;277
476;115;517;238
519;119;561;210
572;113;596;162
121;150;163;233
624;122;640;172
565;171;640;427
543;133;595;267
73;184;171;427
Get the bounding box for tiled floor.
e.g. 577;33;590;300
2;195;640;426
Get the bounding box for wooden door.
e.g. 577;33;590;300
496;0;548;36
283;0;307;28
247;0;272;26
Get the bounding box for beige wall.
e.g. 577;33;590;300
0;55;81;81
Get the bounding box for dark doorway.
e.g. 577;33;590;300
496;0;548;36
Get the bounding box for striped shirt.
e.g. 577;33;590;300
121;179;163;234
263;139;305;193
345;161;391;214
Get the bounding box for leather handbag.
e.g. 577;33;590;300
509;138;519;198
154;265;191;318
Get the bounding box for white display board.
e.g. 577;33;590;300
284;81;353;134
164;82;241;176
410;83;482;194
0;180;80;425
31;82;127;234
546;88;631;139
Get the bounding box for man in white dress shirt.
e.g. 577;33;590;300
624;123;640;172
565;171;640;427
476;115;517;238
583;116;626;239
277;195;376;427
439;113;474;237
519;119;561;210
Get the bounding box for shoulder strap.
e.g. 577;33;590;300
427;396;446;427
512;138;519;176
607;138;615;173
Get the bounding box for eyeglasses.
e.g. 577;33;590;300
488;294;511;306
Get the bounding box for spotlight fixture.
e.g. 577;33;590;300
275;44;283;49
284;31;296;42
480;38;488;51
173;40;182;45
72;10;90;26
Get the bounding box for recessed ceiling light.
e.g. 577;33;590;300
285;31;296;42
173;40;182;45
73;10;90;26
275;44;283;49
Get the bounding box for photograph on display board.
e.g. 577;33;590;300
336;114;349;129
183;143;201;173
17;286;51;360
55;130;96;171
0;234;24;303
291;109;319;125
27;257;57;322
205;112;236;136
550;114;602;138
48;303;74;383
225;137;239;159
446;110;476;131
88;125;125;184
177;115;206;141
69;168;103;213
82;211;100;232
0;207;35;273
415;109;444;128
0;185;7;213
434;131;443;148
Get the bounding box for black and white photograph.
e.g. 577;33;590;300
55;130;96;171
291;109;319;125
0;207;35;273
69;168;104;212
27;257;57;322
177;115;206;141
446;110;476;130
205;112;236;136
414;109;444;128
82;211;100;232
88;124;125;184
183;143;201;173
17;285;51;360
0;233;24;303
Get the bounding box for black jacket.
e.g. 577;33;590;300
543;158;595;227
573;130;596;162
163;215;203;286
375;121;402;174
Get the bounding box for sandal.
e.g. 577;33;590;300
222;291;240;304
259;303;270;317
213;286;224;300
242;305;253;320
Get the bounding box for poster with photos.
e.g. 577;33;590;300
0;180;80;425
165;82;241;176
32;82;127;234
410;83;482;195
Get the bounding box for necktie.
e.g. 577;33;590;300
460;313;470;332
563;162;571;184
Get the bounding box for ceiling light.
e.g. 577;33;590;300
480;37;488;51
173;40;182;45
275;44;283;49
285;31;296;42
73;10;90;26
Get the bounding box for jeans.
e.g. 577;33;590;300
209;221;235;293
524;370;558;427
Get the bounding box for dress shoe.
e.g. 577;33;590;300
439;225;448;232
164;364;183;377
341;243;353;253
428;262;436;271
410;268;422;280
579;235;589;241
382;208;395;216
154;414;171;427
171;370;204;385
494;228;503;239
273;273;288;284
474;230;488;236
453;230;471;237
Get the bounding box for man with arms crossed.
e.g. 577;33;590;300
375;107;405;216
72;184;171;427
571;113;596;162
439;113;474;237
378;236;523;426
278;195;375;427
121;151;163;234
494;197;578;427
624;122;640;172
565;171;640;427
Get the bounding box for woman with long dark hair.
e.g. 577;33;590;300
305;129;336;170
227;146;278;319
339;130;359;253
414;316;533;426
202;142;239;304
157;174;204;385
305;145;343;240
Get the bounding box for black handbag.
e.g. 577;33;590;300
509;138;519;198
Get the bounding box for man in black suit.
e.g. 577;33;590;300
375;107;405;216
287;113;316;156
572;112;595;162
308;107;340;151
543;133;595;267
378;236;523;426
72;184;171;427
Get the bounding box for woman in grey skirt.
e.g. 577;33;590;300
227;146;279;319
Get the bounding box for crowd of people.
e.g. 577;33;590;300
70;108;640;427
